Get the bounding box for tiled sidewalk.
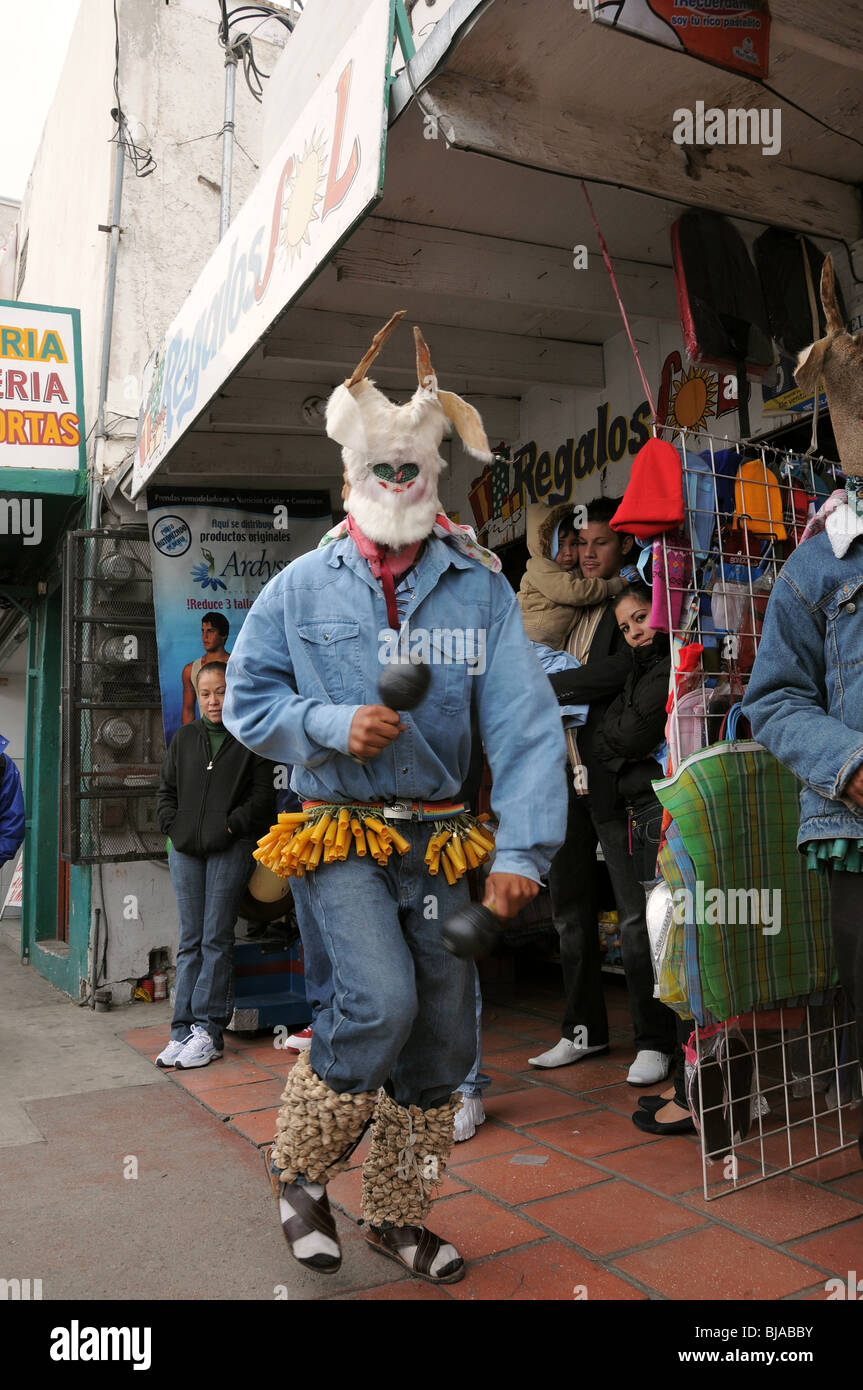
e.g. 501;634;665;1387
122;976;863;1301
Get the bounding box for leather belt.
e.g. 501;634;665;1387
302;798;468;823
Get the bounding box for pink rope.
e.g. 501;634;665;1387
581;181;658;423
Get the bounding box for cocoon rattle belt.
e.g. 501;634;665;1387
253;809;496;882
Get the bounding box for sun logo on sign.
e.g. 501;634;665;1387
668;365;718;432
278;133;328;268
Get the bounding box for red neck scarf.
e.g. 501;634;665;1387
347;514;424;629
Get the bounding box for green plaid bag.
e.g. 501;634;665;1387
653;717;835;1021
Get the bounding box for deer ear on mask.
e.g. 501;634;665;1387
795;337;829;397
438;390;493;463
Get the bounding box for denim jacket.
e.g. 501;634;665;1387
222;534;568;882
742;519;863;845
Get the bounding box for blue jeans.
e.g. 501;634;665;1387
289;822;476;1109
461;966;491;1097
168;839;253;1047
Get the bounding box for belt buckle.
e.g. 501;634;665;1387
383;800;414;821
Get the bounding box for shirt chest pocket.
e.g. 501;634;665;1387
296;620;363;702
823;577;863;674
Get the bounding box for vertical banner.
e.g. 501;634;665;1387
592;1;770;79
147;487;332;744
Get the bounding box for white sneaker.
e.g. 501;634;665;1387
174;1023;223;1070
155;1036;192;1069
285;1026;313;1053
454;1095;486;1143
528;1038;609;1069
627;1050;673;1086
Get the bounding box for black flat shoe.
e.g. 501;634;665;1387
638;1094;675;1114
632;1107;696;1136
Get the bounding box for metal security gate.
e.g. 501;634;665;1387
61;528;167;863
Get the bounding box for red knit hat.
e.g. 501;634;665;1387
610;439;684;543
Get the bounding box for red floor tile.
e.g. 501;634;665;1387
197;1080;285;1116
447;1239;647;1301
527;1179;706;1255
734;1122;842;1170
485;1046;552;1074
446;1120;532;1161
535;1055;632;1092
121;1028;171;1053
484;1088;595;1126
789;1216;863;1276
601;1136;725;1195
683;1174;863;1243
341;1279;453;1301
169;1059;270;1092
525;1109;659;1158
452;1145;606;1203
586;1080;670;1118
228;1109;279;1145
790;1146;862;1184
614;1225;822;1300
344;1133;373;1170
429;1191;541;1260
482;1068;529;1095
230;1042;299;1071
481;1028;532;1054
482;1008;551;1032
831;1170;863;1202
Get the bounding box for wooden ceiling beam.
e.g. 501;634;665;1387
332;217;679;322
262;307;605;389
421;73;861;242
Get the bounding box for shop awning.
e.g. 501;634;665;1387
130;0;863;501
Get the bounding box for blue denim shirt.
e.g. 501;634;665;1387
742;527;863;845
222;534;568;882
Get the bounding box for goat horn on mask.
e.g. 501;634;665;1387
326;315;492;549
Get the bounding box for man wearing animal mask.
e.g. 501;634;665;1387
744;256;863;1164
223;313;567;1283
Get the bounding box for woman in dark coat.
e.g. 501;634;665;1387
594;585;694;1135
593;583;670;883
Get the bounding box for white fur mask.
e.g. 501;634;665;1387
325;314;492;549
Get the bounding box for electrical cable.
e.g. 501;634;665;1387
217;1;303;102
112;0;156;176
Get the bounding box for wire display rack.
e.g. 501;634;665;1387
645;424;860;1198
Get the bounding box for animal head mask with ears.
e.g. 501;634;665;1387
325;311;493;548
795;255;863;477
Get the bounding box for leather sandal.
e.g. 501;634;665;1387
366;1224;465;1284
264;1147;341;1273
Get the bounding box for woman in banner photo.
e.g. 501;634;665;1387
223;313;567;1285
156;661;275;1070
181;613;231;725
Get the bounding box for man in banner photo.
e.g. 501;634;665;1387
181;613;232;725
147;489;332;746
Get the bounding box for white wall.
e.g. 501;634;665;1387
15;0;283;996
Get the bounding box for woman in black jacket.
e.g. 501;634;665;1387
155;661;275;1070
593;584;670;883
595;586;695;1136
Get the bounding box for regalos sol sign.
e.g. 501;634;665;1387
131;0;395;497
0;300;84;472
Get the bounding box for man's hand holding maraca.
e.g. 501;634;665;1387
483;873;540;921
348;705;405;760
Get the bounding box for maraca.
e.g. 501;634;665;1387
440;903;499;959
378;657;431;711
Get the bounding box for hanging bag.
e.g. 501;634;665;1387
653;704;835;1022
